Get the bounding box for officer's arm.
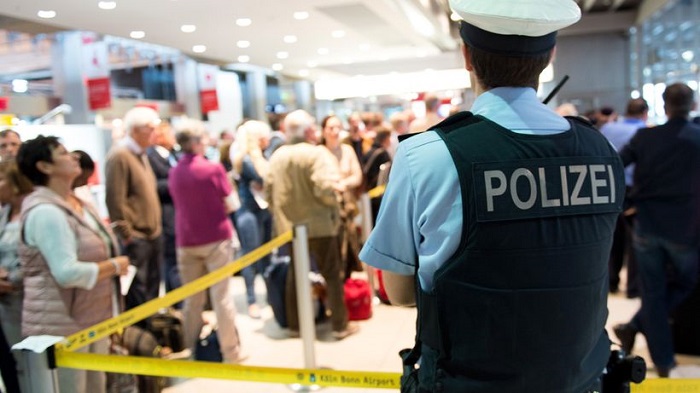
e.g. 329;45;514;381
383;271;416;307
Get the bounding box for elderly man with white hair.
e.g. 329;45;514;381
265;109;359;340
105;106;163;311
168;119;245;363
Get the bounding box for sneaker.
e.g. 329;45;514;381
248;304;261;319
613;323;637;355
332;322;359;340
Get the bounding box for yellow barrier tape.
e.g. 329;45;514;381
57;230;294;352
55;351;401;389
368;184;386;199
631;379;700;392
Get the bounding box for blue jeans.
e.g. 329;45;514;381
234;208;272;305
629;232;699;369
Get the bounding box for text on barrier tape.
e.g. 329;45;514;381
368;185;386;199
57;230;293;352
55;351;401;389
631;379;700;392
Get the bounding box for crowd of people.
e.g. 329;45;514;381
0;2;699;391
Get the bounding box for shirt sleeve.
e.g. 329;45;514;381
359;144;419;276
359;133;463;291
24;204;99;289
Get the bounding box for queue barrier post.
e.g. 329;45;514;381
291;224;319;392
12;346;60;393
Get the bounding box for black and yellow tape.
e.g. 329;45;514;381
56;230;293;352
631;379;700;392
55;351;401;389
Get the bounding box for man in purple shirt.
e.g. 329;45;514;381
169;119;244;363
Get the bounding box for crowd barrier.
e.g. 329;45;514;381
11;185;700;392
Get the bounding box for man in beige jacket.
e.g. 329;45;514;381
265;110;358;340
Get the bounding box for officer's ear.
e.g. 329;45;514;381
461;44;474;72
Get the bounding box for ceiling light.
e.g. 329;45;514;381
12;79;28;93
284;35;298;44
236;18;252;27
307;61;318;68
294;11;309;20
299;69;309;77
238;55;250;63
98;1;117;10
237;40;250;48
37;10;56;19
317;48;329;55
332;30;346;38
180;24;196;33
192;45;207;53
130;31;146;39
276;51;289;59
272;63;284;71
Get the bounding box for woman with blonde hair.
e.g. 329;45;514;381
230;120;272;318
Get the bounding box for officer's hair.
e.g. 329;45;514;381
468;45;553;90
625;98;649;117
663;83;695;119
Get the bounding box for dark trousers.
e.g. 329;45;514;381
0;323;20;393
608;212;639;297
286;235;348;332
124;236;163;312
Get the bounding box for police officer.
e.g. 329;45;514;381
359;0;625;392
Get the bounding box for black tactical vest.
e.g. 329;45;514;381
414;112;624;393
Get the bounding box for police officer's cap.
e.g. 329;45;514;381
449;0;581;57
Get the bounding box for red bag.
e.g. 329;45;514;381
344;278;372;320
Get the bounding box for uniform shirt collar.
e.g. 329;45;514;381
471;87;570;135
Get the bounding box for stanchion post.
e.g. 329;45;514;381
359;193;377;299
292;224;317;370
13;346;60;393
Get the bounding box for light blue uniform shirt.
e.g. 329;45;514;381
359;87;571;291
600;118;646;186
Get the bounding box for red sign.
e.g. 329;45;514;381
86;77;112;110
200;89;219;113
0;97;8;111
135;102;159;112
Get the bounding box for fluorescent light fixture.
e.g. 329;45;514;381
98;1;117;10
238;55;250;63
294;11;309;20
299;69;309;77
12;79;28;93
331;30;346;38
192;45;207;53
180;24;196;33
272;63;284;71
315;69;471;100
236;18;252;27
317;48;329;55
284;35;298;44
237;40;250;48
276;51;289;59
37;10;56;18
130;30;146;39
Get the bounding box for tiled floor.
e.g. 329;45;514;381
163;274;700;392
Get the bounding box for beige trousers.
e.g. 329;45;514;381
177;239;241;362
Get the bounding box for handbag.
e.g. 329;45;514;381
106;279;139;393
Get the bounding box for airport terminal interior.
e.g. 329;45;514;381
1;0;700;391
